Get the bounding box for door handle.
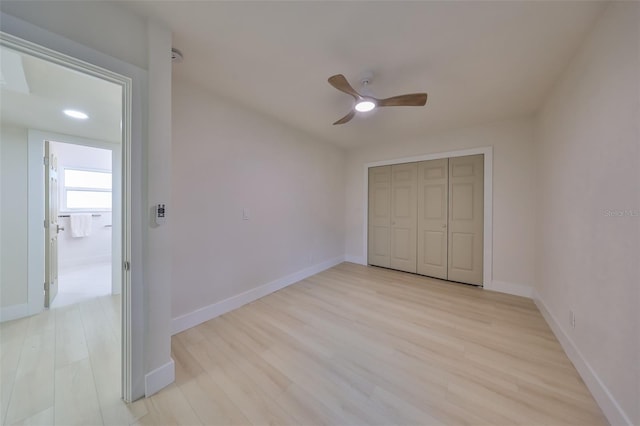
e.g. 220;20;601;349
57;225;65;233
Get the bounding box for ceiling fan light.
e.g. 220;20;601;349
355;100;376;112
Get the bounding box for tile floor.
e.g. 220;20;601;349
52;262;111;308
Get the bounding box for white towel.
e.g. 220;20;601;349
70;213;92;238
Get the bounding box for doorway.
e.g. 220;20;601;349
46;141;119;309
0;29;135;412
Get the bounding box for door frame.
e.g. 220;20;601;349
363;146;493;288
44;141;60;308
30;133;123;306
0;28;142;402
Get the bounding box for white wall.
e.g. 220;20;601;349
144;20;174;396
171;78;346;321
0;126;28;309
345;118;536;294
534;3;639;425
57;213;112;267
51;141;112;269
0;1;147;70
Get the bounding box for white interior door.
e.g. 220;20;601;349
448;154;484;285
417;158;449;279
368;166;392;267
44;141;60;307
390;162;418;273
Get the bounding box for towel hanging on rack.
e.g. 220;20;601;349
70;213;92;238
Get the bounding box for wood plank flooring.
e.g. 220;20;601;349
162;262;607;425
2;262;607;425
1;294;148;425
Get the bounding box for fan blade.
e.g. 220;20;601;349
376;93;427;107
333;110;356;125
328;74;361;99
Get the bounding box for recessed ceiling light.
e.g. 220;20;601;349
63;109;88;120
355;99;376;112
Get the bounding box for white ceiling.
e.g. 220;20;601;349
127;0;606;149
0;46;122;143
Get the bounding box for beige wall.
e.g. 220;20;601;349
171;78;346;319
345;118;536;293
534;2;639;424
0;126;28;309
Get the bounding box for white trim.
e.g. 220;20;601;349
362;146;493;287
533;291;632;426
144;358;175;398
488;280;533;298
0;303;30;322
172;256;345;335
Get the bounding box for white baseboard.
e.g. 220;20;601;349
533;291;631;426
145;358;175;397
342;261;533;300
171;256;345;335
344;255;366;265
485;280;533;298
0;303;30;322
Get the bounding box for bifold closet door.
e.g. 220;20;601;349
369;156;482;285
448;154;484;285
417;158;449;279
368;166;392;267
390;163;418;273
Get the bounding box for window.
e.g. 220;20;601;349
62;168;112;211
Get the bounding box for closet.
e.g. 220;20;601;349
367;154;483;286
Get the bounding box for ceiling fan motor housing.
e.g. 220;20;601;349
328;73;427;125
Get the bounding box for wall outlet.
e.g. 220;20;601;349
570;310;576;329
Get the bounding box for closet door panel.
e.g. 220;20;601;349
417;158;448;279
390;163;418;273
368;166;392;267
448;155;484;285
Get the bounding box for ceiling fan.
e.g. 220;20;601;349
328;73;428;125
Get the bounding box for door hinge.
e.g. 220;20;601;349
123;261;130;271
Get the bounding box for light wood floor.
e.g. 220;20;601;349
2;263;607;425
162;262;606;425
0;294;149;425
